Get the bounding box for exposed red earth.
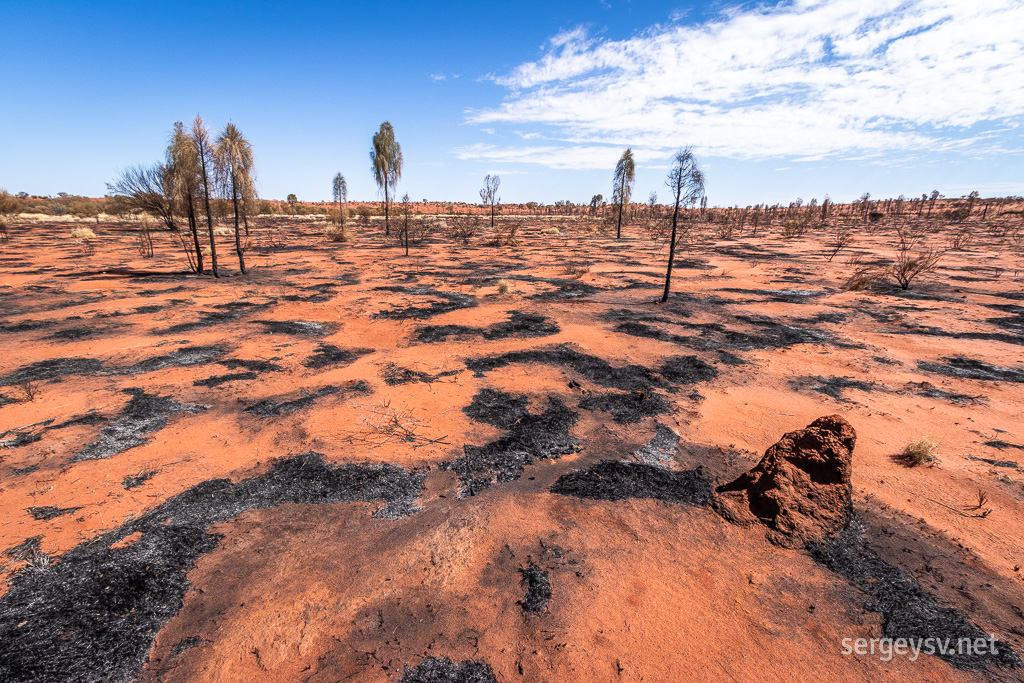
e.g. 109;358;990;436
1;210;1023;681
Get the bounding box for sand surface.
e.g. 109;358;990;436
1;214;1023;681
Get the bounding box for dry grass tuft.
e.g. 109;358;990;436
540;227;560;236
496;278;513;295
70;227;96;239
561;260;591;279
323;224;354;242
900;437;939;466
842;266;885;291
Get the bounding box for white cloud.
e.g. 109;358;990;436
462;0;1024;168
454;143;669;170
430;72;447;81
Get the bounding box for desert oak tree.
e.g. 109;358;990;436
169;121;205;273
214;122;256;274
332;173;347;227
612;148;635;239
370;121;403;237
661;148;704;303
480;174;500;228
191;115;219;277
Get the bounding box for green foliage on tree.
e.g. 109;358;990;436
370;121;403;236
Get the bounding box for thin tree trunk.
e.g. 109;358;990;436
188;196;203;273
177;230;197;272
199;165;218;277
616;198;623;239
232;181;246;274
384;186;390;236
661;198;681;303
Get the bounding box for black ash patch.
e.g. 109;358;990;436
720;287;831;303
303;344;373;369
399;657;497;683
0;432;42;448
160;302;272;333
984;440;1024;452
380;363;460;386
918;357;1024;383
122;469;158;490
27;506;81;521
119;345;226;374
372;286;477;320
792;376;881;402
193;372;258;387
0;413;108;448
551;461;713;505
414;311;559;343
463;388;530;429
43;323;125;342
613;321;690;345
0;320;56;334
465;345;658;392
0;357;106;386
244;382;369;418
718;350;746;366
217;358;281;373
579;391;669;424
795;311;848;324
0;452;424;683
255;320;331;336
615;315;833;352
658;355;718;384
809;522;1020;670
73;389;204;462
445;391;580;496
519;564;551;613
907;381;985;405
5;537;43;562
527;279;601;300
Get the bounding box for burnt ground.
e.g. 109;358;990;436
2;218;1024;681
372;286;477;320
791;375;884;402
73;390;204;461
414;311;559;343
518;564;552;613
465;345;659;391
444;390;581;495
303;343;374;369
244;383;369;418
809;522;1021;670
0;357;106;386
399;657;498;683
551;460;713;505
578;390;671;424
119;346;226;375
918;357;1024;383
381;363;461;386
0;452;424;683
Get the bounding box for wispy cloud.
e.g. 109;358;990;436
462;0;1024;169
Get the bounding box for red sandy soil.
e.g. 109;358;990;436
1;212;1023;681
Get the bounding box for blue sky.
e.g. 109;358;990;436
1;0;1021;206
